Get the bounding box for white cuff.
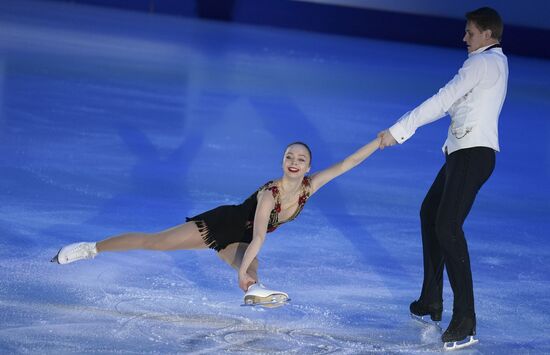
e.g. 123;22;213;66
389;121;412;144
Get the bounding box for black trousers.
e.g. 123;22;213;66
418;146;495;318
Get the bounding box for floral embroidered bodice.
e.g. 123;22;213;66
245;176;311;233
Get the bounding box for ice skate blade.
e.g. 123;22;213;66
242;294;291;308
50;251;60;264
443;336;478;351
410;313;442;330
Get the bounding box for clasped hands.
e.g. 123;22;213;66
377;129;397;150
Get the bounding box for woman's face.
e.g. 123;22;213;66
282;144;311;177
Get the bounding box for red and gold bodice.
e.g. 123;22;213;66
244;176;311;233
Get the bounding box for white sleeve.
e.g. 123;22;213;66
389;55;487;143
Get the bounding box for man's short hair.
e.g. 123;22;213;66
466;7;503;41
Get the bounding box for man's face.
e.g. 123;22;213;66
463;21;492;53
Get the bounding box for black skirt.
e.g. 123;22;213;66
186;192;258;252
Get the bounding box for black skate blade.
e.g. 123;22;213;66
410;313;442;330
50;249;61;263
443;336;478;351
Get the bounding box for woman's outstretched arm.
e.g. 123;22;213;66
309;137;381;194
238;190;274;291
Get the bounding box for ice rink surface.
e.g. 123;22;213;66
1;1;549;353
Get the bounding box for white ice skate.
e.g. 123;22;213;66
443;336;479;351
242;283;290;308
51;242;97;264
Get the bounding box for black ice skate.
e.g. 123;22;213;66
410;299;443;328
442;315;478;351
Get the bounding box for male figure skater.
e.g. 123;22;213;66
378;7;508;350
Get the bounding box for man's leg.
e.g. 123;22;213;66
418;164;447;305
410;164;446;321
435;147;495;340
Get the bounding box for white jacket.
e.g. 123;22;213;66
389;44;508;154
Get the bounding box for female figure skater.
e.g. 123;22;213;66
52;138;380;305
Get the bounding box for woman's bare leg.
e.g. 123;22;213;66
96;222;208;253
217;242;259;281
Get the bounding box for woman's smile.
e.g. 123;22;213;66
287;167;299;173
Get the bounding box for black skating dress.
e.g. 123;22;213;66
186;176;311;252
